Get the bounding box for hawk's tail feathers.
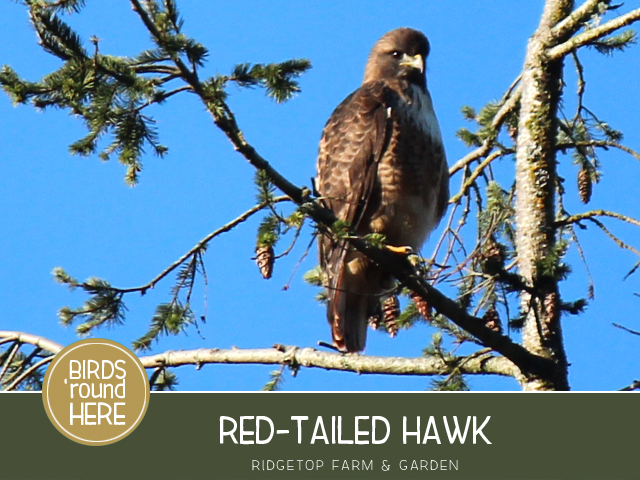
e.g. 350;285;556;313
326;251;379;352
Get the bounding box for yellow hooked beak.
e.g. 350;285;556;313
399;53;424;73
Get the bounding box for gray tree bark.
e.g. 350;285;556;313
515;0;575;390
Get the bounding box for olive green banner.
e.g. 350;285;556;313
1;392;636;479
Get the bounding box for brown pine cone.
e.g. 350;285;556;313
368;313;382;331
482;307;502;333
382;295;400;338
578;165;592;204
481;237;505;275
410;291;432;322
255;245;275;279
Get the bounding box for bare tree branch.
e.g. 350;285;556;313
551;0;609;40
549;7;640;59
140;345;518;378
0;331;64;355
0;331;518;380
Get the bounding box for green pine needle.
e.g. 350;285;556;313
31;9;87;60
591;29;636;56
150;368;179;391
262;369;285;391
55;277;127;335
230;59;312;103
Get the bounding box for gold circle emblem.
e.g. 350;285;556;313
42;338;150;446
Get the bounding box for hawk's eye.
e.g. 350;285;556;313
390;50;403;58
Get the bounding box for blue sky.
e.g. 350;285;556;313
1;1;639;391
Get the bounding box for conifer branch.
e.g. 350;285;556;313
449;82;521;176
548;7;640;59
130;0;203;92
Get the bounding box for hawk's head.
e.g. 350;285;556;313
363;27;430;89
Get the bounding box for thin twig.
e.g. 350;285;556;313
105;196;291;294
557;140;640;162
571;51;586;125
613;322;640;337
450;149;513;204
585;217;640;277
567;225;595;299
556;209;640;228
133;85;193;112
274;224;303;260
282;232;316;291
2;346;43;387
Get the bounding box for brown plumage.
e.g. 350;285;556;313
316;27;449;352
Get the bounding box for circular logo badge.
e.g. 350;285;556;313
42;338;150;446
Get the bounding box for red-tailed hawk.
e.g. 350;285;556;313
316;27;449;352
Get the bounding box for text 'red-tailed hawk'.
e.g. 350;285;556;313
316;27;449;352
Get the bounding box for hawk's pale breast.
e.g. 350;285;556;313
371;84;447;250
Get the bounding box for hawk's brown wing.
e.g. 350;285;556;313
316;81;392;351
316;81;391;236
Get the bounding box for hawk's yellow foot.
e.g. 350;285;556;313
385;245;414;255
